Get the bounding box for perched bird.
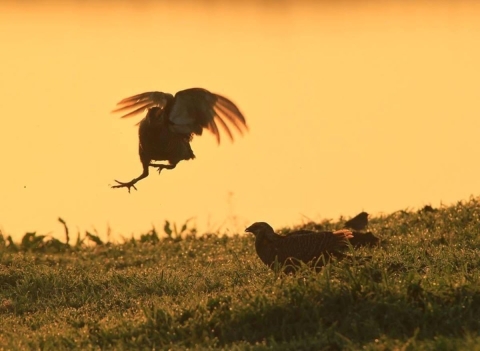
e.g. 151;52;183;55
111;88;248;192
420;205;437;213
344;212;369;231
348;231;380;248
245;222;354;273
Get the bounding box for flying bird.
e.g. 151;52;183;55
111;88;248;192
344;212;369;231
245;222;354;273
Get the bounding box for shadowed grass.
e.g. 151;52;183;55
1;198;480;350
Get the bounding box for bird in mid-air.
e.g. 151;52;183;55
344;211;369;231
245;222;354;273
110;88;248;192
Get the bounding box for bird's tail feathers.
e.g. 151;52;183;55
333;229;353;240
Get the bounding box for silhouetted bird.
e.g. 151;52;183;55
344;212;369;231
348;231;380;248
111;88;248;192
245;222;354;273
420;205;437;213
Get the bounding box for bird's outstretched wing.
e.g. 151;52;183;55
112;88;248;144
112;91;173;118
170;88;248;144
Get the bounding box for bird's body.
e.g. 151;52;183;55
111;88;248;191
348;231;379;248
138;107;195;165
344;212;369;231
245;222;354;273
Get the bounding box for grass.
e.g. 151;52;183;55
1;198;480;350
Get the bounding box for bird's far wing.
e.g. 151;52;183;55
169;88;248;144
112;91;172;118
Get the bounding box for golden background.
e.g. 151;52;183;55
1;1;479;239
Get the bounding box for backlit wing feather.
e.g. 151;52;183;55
112;91;173;118
169;88;248;144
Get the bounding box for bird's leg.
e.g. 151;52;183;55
112;162;150;193
150;162;178;174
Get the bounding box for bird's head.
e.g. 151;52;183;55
245;222;276;240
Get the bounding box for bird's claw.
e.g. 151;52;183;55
112;180;138;193
151;164;164;174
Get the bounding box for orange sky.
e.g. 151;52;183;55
1;1;479;240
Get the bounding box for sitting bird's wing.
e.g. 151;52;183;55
272;229;353;264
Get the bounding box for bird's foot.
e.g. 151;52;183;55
112;180;138;193
151;164;166;174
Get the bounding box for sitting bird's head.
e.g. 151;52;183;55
245;222;277;241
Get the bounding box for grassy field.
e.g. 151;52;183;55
1;199;480;350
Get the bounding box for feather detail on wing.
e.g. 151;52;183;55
112;91;173;118
169;88;248;144
273;230;353;263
